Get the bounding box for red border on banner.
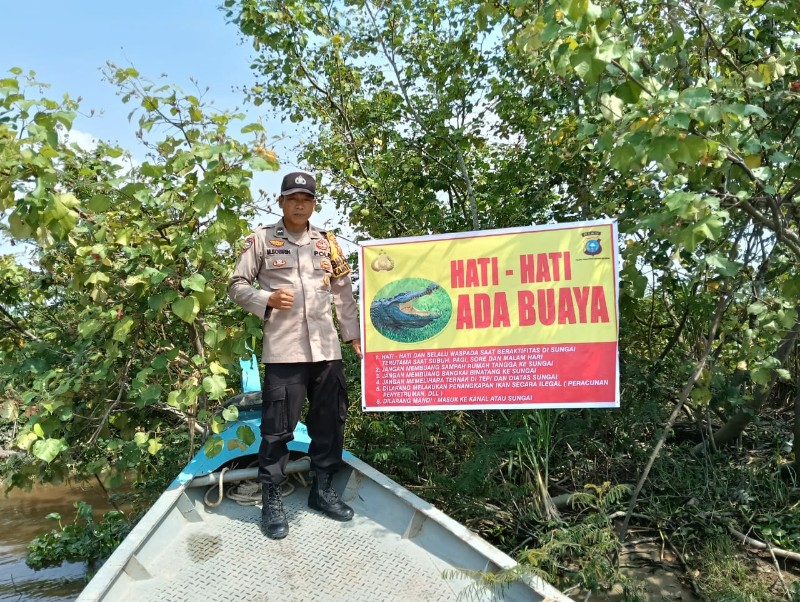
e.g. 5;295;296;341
363;342;618;411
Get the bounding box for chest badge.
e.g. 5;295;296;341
272;259;287;267
316;239;330;251
269;239;285;247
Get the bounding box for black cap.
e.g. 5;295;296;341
280;172;316;197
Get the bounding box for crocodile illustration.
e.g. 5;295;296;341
370;283;442;333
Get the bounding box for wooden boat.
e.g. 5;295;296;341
78;393;573;601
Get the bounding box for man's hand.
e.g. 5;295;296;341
268;288;295;310
350;340;363;359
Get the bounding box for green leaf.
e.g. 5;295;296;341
203;436;224;458
147;438;163;455
192;189;218;216
672;224;702;252
595;40;626;63
202;374;228;400
210;361;229;375
679;87;712;108
648;136;679;163
666;111;691;129
87;195;111;212
237;425;256;447
125;273;148;287
78;319;103;338
31;438;67;463
226;439;247;452
143;267;169;285
672;136;707;165
599;93;624;122
112;316;135;342
167;390;183;409
692;215;723;242
8;211;32;238
570;46;606;86
210;415;226;434
172;296;200;323
567;0;589;21
241;122;265;133
248;156;273;171
204;327;227;348
743;104;767;119
751;356;780;385
181;273;207;292
87;271;111;285
16;431;38;451
610;144;638;172
148;290;179;312
137;384;163;406
193;288;215;309
222;405;239;422
705;253;741;277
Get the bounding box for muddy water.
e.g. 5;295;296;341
0;481;120;602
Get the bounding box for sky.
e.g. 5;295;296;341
0;1;353;255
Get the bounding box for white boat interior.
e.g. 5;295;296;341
78;451;572;601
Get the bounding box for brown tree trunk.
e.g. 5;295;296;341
795;365;800;476
692;317;800;455
618;289;732;540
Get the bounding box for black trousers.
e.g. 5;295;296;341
259;360;349;486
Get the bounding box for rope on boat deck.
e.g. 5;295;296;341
203;458;311;508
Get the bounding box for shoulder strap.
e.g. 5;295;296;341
325;231;351;279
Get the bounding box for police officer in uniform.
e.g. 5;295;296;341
228;171;361;539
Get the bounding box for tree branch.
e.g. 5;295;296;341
688;3;747;80
618;285;734;540
0;304;45;343
362;0;479;228
88;357;134;447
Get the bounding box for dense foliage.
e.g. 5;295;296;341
2;0;799;598
0;66;272;491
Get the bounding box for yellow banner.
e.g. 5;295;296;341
361;221;618;352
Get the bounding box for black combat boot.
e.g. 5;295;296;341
261;482;289;539
308;472;354;521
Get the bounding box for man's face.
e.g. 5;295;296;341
279;192;316;231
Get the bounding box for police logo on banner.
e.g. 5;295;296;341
581;231;602;256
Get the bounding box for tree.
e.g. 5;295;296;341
496;0;800;455
3;0;799;593
225;0;800;592
227;0;800;466
0;66;276;490
225;0;560;237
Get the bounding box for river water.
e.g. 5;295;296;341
0;480;119;602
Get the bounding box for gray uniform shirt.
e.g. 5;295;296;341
228;220;360;363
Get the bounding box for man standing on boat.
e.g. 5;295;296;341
228;171;362;539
